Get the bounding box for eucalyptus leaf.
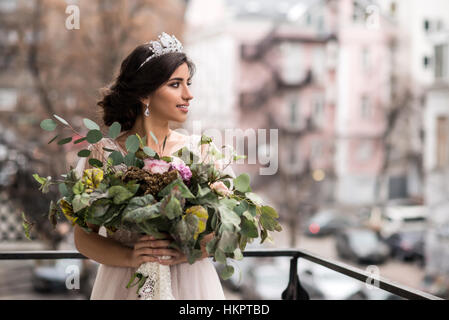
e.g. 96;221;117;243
40;119;57;131
53;114;69;125
108;151;124;165
245;192;265;206
88;158;103;168
57;137;72;145
108;122;121;139
74;137;87;144
86;130;102;144
83;118;100;130
143;146;156;157
220;265;235;280
77;149;91;157
149;131;158;145
234;173;251;193
125;135;140;153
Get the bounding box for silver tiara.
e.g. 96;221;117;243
137;32;184;70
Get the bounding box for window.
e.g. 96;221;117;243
313;47;325;81
357;142;372;161
424;20;430;33
435;44;448;79
288;94;299;126
280;42;304;83
311;95;325;128
311;141;323;160
437;116;449;169
362;47;371;71
361;96;372;119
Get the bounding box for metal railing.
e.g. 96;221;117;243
0;248;442;300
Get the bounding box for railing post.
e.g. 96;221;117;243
282;255;310;300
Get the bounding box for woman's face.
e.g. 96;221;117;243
147;62;194;122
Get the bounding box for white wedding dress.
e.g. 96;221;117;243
74;134;235;300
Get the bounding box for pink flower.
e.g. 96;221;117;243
210;181;232;197
170;157;192;182
143;159;171;174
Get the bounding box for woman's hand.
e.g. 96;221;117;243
127;234;187;268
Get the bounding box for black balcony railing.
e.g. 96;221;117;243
0;248;442;300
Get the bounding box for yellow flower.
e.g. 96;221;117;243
59;199;78;225
185;205;209;240
82;168;104;193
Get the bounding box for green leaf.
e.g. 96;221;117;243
217;230;239;253
48;134;59;144
32;174;46;185
57;137;72;145
214;249;226;264
88;158;103;168
218;204;241;228
125;135;140;153
234;173;251;193
233;248;243;260
78;149;91;157
220;265;235;280
21;212;34;240
261;205;279;219
124;152;136;166
143;146;156;157
108;151;124;165
72;194;90;212
171;214;198;244
241;216;259;238
122;194;160;224
58;183;69;197
83;118;100;130
149;131;158;145
160;195;183;220
74;137;87;144
86;130;103;144
108;185;134;204
72;180;85;195
158;178;195;199
233;200;249;216
246;192;264;206
206;237;218;255
108;122;121;139
40;119;57;131
53;114;69;126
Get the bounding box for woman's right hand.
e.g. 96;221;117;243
127;234;182;268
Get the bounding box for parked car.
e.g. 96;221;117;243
335;228;390;265
298;260;402;300
385;229;426;265
380;204;428;239
304;210;356;237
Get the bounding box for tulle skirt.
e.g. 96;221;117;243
90;258;226;300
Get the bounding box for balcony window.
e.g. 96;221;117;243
436;116;449;169
280;42;304;83
435;44;448;80
288;94;299;127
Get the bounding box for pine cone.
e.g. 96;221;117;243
122;166;179;198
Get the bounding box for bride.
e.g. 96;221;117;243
73;33;229;300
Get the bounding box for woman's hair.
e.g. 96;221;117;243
97;44;196;131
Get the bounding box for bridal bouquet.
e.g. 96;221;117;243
25;114;282;299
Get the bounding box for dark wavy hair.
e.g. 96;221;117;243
97;44;196;131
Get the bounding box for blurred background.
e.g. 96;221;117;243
1;0;449;300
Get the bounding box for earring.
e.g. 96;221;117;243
144;103;150;117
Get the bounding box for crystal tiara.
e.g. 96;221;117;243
137;32;184;70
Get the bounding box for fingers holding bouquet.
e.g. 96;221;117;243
130;233;187;267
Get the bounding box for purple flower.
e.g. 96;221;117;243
170;157;192;182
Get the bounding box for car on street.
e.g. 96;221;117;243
384;229;426;265
335;228;390;265
304;209;356;237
